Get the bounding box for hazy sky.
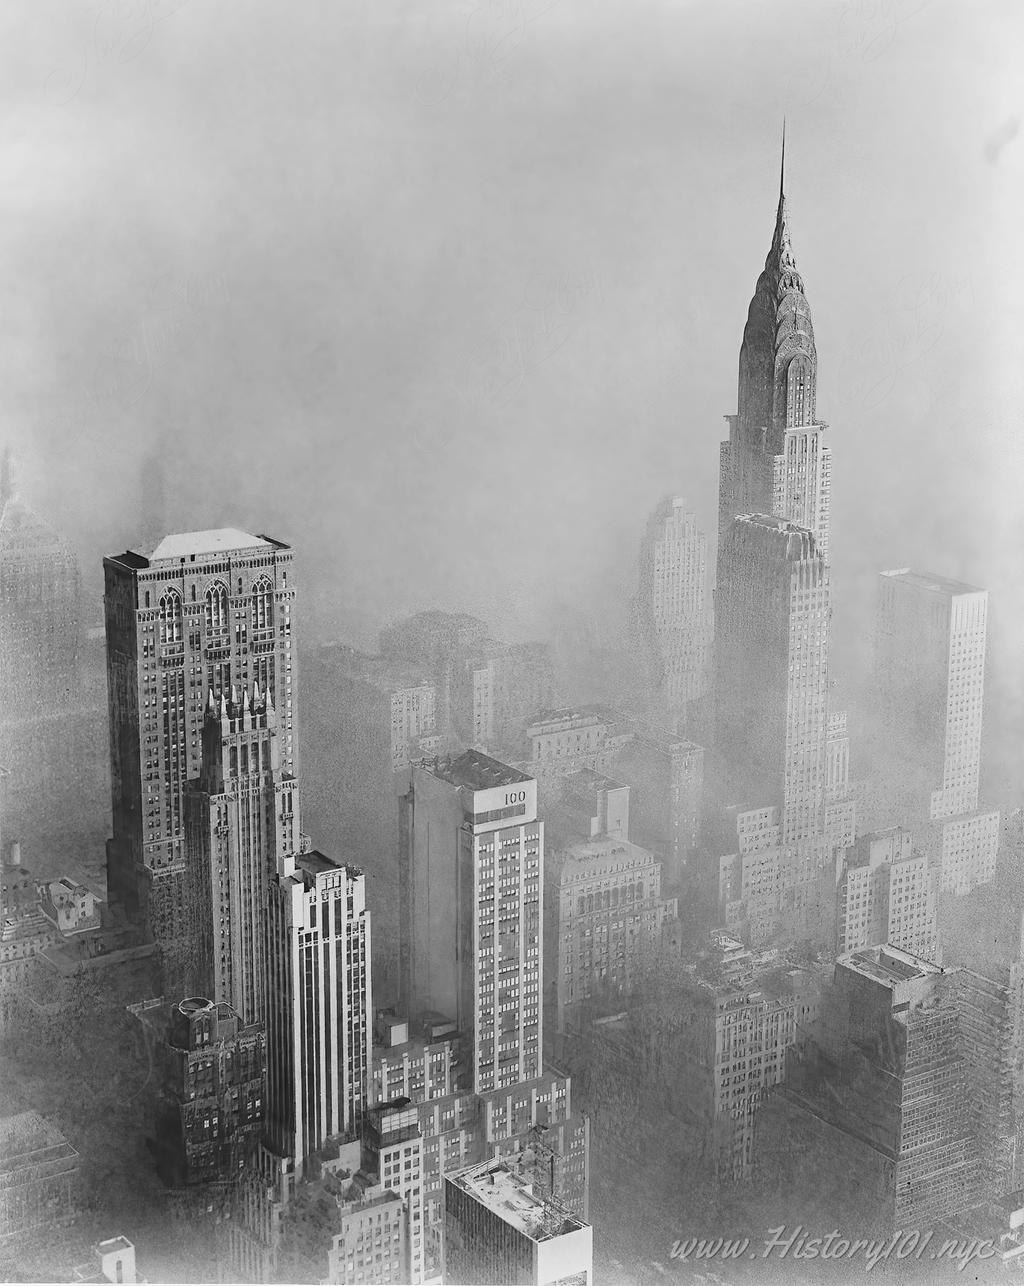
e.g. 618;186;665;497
2;1;1021;693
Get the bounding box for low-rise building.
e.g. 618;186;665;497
128;995;265;1188
444;1157;592;1286
0;1111;79;1244
38;878;102;936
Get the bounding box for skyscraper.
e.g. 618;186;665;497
103;528;297;971
717;140;831;564
875;569;987;821
185;684;297;1022
265;850;372;1172
714;514;830;845
873;569;998;893
632;496;711;730
399;751;542;1093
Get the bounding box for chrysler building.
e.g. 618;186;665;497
717;133;831;564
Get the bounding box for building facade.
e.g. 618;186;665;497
552;835;677;1032
874;569;998;894
399;751;543;1094
715;514;830;846
0;1111;79;1245
836;827;939;961
128;995;266;1188
185;686;297;1023
266;851;372;1172
632;496;711;730
103;528;296;975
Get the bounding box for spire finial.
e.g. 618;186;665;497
780;118;786;202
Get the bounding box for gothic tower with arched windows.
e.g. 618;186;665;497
103;528;297;982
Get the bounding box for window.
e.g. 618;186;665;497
252;576;274;630
205;582;229;634
159;591;182;643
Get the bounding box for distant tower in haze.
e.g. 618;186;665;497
715;514;830;845
103;528;297;977
873;569;999;894
632;496;711;731
875;570;987;821
0;447;82;717
717;134;831;564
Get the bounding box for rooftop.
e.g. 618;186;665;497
297;849;361;880
561;835;656;876
108;528;288;569
430;749;532;791
449;1160;587;1242
0;1112;78;1177
839;943;943;987
880;567;984;597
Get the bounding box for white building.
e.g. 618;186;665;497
399;751;542;1094
266;851;372;1173
875;570;998;894
444;1158;592;1286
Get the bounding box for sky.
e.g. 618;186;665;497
1;0;1021;713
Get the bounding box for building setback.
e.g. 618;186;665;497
103;528;297;980
836;827;939;961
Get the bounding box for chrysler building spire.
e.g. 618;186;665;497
735;129;817;457
717;133;831;562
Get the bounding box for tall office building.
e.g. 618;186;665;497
632;496;711;729
185;685;298;1022
103;528;296;970
874;569;998;893
717;143;831;563
266;850;372;1173
399;751;543;1093
764;947;979;1230
875;569;987;819
715;514;830;845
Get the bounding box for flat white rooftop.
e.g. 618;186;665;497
450;1161;586;1242
145;528;274;560
881;568;984;597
